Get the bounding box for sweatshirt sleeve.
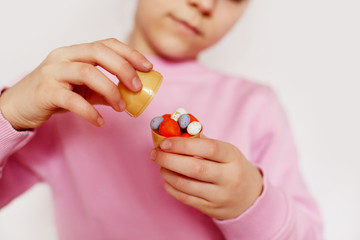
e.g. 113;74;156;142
0;110;41;208
213;86;323;239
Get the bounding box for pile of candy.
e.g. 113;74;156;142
150;108;202;137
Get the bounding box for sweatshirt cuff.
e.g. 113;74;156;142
213;171;293;240
0;111;34;172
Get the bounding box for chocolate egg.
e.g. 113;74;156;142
187;121;202;135
150;116;164;130
178;114;190;129
170;108;187;122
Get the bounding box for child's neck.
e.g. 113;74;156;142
127;27;157;57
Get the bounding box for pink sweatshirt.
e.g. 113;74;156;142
0;56;323;239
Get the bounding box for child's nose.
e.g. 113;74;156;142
187;0;216;16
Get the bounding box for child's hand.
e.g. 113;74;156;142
150;137;263;220
0;38;152;130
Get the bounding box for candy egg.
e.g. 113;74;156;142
162;114;171;120
159;118;181;137
175;107;187;114
187;121;202;135
178;114;190;129
181;133;192;137
150;116;164;130
170;108;187;121
188;113;199;123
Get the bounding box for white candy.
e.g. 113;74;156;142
170;107;187;121
175;108;187;115
187;121;202;135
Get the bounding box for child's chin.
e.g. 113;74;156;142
153;40;200;60
157;48;198;61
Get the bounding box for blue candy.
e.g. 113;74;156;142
150;116;164;130
178;114;190;129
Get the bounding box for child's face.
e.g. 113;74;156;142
131;0;248;60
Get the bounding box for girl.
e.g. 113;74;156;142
0;0;323;239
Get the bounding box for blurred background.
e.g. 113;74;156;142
0;0;359;239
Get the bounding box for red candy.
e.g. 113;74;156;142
162;114;171;120
188;113;198;123
181;133;192;137
159;119;181;137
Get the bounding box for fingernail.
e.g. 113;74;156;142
143;61;152;69
149;149;157;161
160;140;171;150
132;76;142;91
113;103;121;112
97;116;105;126
119;100;126;112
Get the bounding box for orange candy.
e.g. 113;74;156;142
159;118;181;137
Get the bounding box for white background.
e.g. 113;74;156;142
0;0;359;239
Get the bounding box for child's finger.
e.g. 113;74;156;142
54;89;105;127
160;137;237;163
163;181;210;212
160;167;219;202
54;62;125;112
150;149;222;184
51;42;143;92
99;38;153;72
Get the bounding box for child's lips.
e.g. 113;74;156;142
170;15;201;36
